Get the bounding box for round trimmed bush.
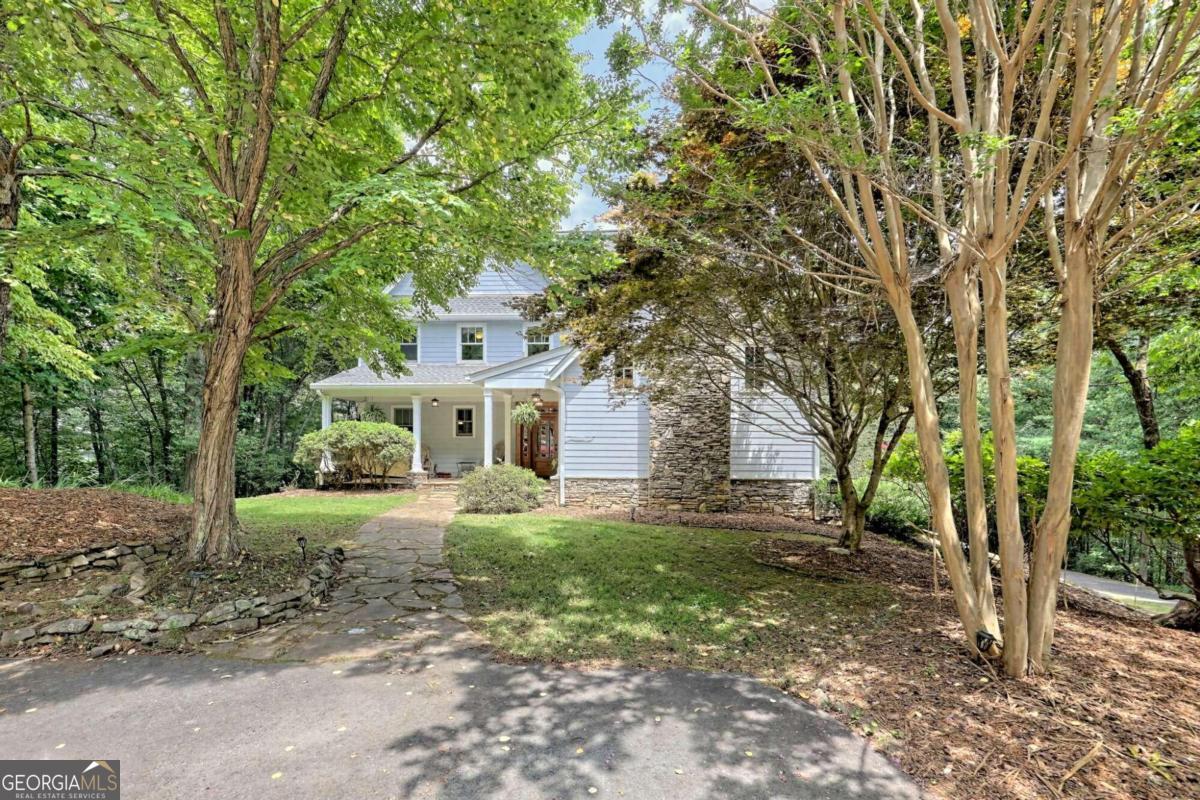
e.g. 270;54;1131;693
294;420;414;488
457;464;545;513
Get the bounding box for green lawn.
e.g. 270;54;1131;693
236;491;415;554
445;514;895;676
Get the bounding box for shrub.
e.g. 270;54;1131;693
457;464;545;513
862;480;930;542
294;421;414;488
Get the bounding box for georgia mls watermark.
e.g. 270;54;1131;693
0;760;120;800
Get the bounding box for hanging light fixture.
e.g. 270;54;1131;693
431;397;439;407
530;391;543;408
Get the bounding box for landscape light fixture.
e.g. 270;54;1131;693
296;535;308;564
186;570;206;607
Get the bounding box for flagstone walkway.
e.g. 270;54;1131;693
216;492;481;662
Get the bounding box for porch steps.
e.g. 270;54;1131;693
422;479;461;498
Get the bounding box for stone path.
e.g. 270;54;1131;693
216;492;479;662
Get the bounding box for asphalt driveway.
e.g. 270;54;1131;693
0;647;919;800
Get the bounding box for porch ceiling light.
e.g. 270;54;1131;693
431;397;439;407
531;391;543;407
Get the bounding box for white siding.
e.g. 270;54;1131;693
730;389;820;480
560;365;650;478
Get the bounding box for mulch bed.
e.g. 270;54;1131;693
753;532;1200;800
0;488;189;561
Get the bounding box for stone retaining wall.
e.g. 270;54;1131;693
0;541;179;592
728;479;814;516
0;547;345;653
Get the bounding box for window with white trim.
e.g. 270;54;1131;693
613;364;635;391
454;406;475;437
392;407;414;432
744;345;765;391
400;331;418;362
525;327;551;356
459;326;484;362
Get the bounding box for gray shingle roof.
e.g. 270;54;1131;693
427;295;524;317
311;363;483;388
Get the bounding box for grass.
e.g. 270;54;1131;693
106;482;194;505
445;514;895;675
236;491;415;555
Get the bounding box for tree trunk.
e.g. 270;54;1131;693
152;350;174;483
87;398;110;484
189;254;254;562
886;286;987;655
834;463;864;552
1027;235;1097;668
1107;336;1159;449
21;380;37;485
49;388;59;485
0;130;19;366
945;263;999;633
979;256;1030;678
1157;537;1200;630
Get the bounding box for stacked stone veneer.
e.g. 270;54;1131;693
0;547;345;652
646;380;732;512
0;540;179;592
561;477;646;509
728;479;814;516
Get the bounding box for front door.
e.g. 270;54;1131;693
518;404;557;478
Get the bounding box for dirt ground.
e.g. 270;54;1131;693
0;488;188;561
752;532;1200;800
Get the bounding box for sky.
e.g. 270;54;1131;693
561;19;677;229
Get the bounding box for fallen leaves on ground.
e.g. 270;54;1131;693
753;533;1200;800
0;488;188;560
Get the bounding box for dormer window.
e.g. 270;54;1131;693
459;325;485;362
525;326;551;356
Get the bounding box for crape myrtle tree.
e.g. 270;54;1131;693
622;0;1200;675
51;0;633;561
527;104;953;552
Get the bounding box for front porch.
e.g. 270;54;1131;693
317;387;559;481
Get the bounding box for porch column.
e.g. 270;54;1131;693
320;394;332;429
318;394;333;485
503;392;513;464
483;388;494;468
410;395;423;472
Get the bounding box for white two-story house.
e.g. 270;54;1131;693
311;262;820;513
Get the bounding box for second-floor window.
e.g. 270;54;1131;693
459;325;484;362
400;332;418;362
525;327;551;356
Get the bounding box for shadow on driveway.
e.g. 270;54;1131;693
0;644;920;799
